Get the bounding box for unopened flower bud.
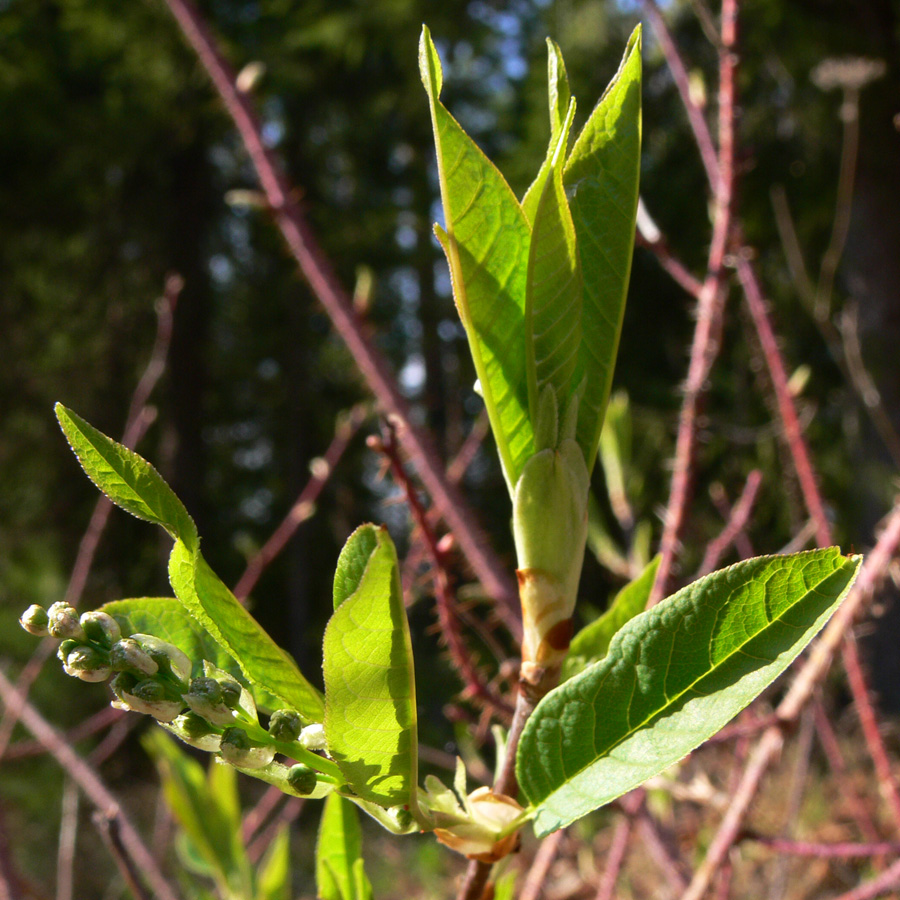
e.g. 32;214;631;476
117;678;183;722
110;671;138;701
79;611;121;647
57;639;80;664
433;788;524;863
268;710;302;743
47;602;85;640
19;604;50;636
219;726;275;769
129;634;191;684
168;712;222;752
286;764;318;795
299;723;327;750
109;639;158;677
219;679;242;709
63;645;111;682
183;677;234;726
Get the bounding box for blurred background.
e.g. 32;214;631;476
2;0;899;896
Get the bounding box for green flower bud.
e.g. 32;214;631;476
219;679;242;709
268;710;302;743
57;638;80;664
47;602;85;640
63;645;111;683
299;723;327;750
116;678;184;722
219;726;275;769
129;634;191;684
183;677;234;726
167;712;222;752
109;639;158;677
19;604;50;637
110;671;138;700
79;611;121;647
286;764;318;795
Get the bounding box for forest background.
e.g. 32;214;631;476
2;0;900;897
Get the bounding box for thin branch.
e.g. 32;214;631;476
519;830;565;900
160;0;519;628
594;811;635;900
0;282;177;763
829;856;900;900
640;0;720;193
233;402;369;600
92;812;153;900
241;785;285;847
5;706;123;761
650;0;738;605
635;229;704;299
56;780;79;900
0;667;182;900
745;836;900;859
696;469;762;576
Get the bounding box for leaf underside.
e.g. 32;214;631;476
518;548;862;835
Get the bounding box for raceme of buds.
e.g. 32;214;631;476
432;787;524;863
183;677;235;726
219;726;275;769
79;610;121;647
286;763;318;795
113;677;184;722
268;709;302;743
166;712;222;752
109;639;159;677
63;645;111;682
47;602;85;640
19;604;50;636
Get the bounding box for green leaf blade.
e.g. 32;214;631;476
420;27;534;491
561;554;660;680
316;794;373;900
55;404;198;552
168;541;324;723
518;548;862;835
323;525;418;808
563;27;642;470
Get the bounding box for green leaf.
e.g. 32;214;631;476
547;38;571;144
518;548;862;835
55;404;198;553
420;26;534;493
525;100;582;421
323;525;418;808
144;731;250;894
168;540;324;723
333;524;380;610
316;794;373;900
256;827;291;900
563;27;642;471
561;555;660;680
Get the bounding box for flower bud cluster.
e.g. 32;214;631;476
20;603;331;791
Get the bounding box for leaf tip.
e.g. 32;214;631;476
418;25;442;97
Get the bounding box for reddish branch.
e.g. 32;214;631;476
0;667;182;900
233;403;369;601
519;829;565;900
161;0;519;626
649;0;738;605
374;424;512;719
697;469;762;576
745;835;900;859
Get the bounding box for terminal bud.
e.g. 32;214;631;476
19;604;50;637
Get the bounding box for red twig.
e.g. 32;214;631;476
160;0;519;628
233;403;369;601
5;706;124;761
519;829;565;900
92;812;154;900
374;425;512;719
745;836;900;859
0;667;182;900
594;796;642;900
650;0;738;605
640;0;720;193
241;785;286;846
0;281;178;763
697;469;762;576
635;230;704;298
830;857;900;900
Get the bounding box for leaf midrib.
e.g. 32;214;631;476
530;558;850;806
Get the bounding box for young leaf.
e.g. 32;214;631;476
525;100;582;421
316;794;373;900
256;827;291;900
55;403;198;552
517;548;862;835
333;524;380;610
420;26;534;493
561;554;660;680
563;27;642;471
547;38;571;144
323;525;418;808
169;540;324;723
